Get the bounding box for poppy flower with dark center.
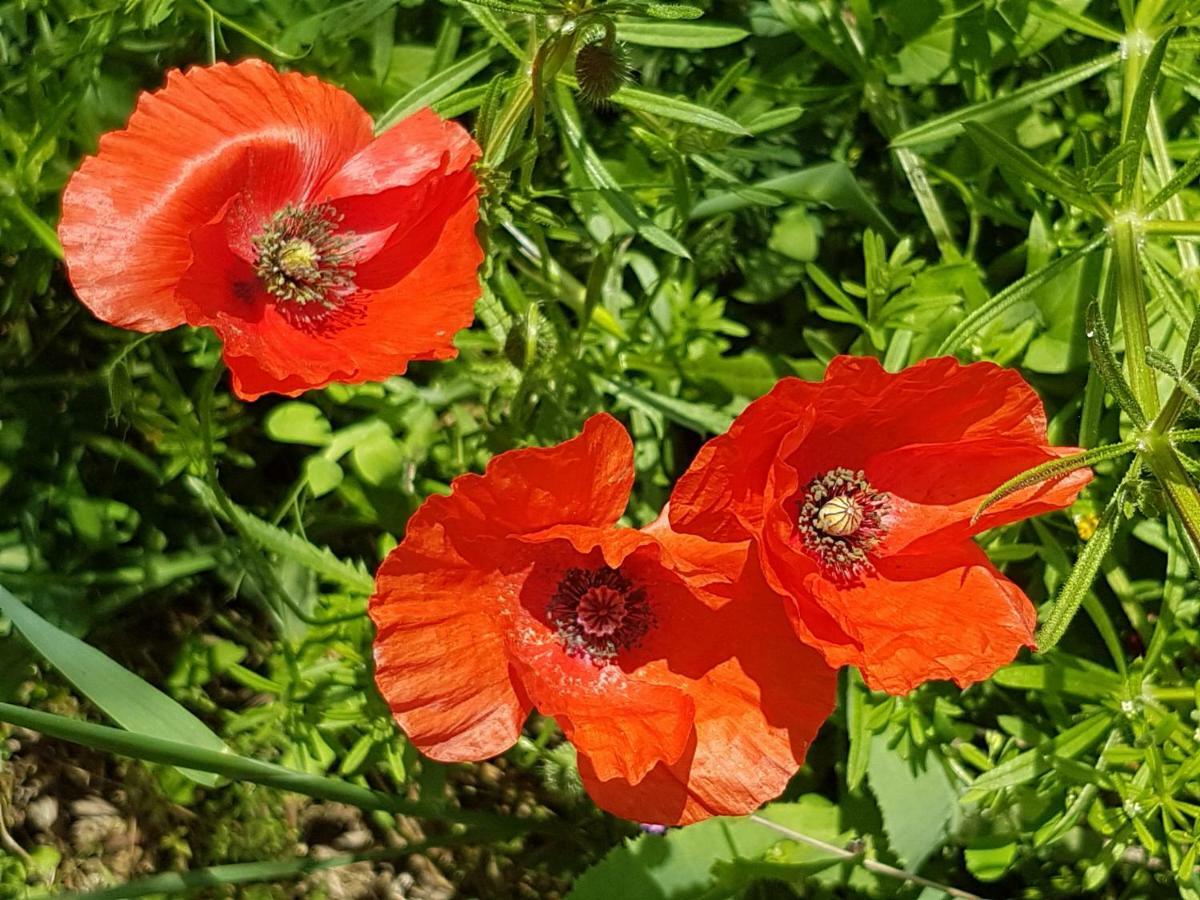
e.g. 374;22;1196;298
669;356;1091;695
59;59;482;400
369;414;836;825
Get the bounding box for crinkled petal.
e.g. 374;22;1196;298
870;439;1091;554
577;559;836;824
427;414;635;558
370;515;530;761
319;107;478;201
59;60;371;331
185;196;481;401
797;541;1037;694
670;381;819;541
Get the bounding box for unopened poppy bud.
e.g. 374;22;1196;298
574;38;629;107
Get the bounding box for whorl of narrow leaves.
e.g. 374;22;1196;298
972;442;1137;524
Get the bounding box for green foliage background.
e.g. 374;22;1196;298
3;0;1200;896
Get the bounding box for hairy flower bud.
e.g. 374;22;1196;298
574;38;629;107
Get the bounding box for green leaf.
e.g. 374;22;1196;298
1037;484;1124;652
936;235;1106;355
867;731;958;869
965;836;1019;882
690;161;897;238
845;671;872;792
1146;147;1200;213
963;122;1105;214
992;658;1123;698
556;87;692;258
567;797;843;900
966;712;1115;796
376;47;498;132
264;402;332;446
640;3;704;19
596;375;733;434
973;441;1135;523
0;586;227;786
304;456;345;497
891;52;1121;148
188;478;374;593
615;19;749;48
609;85;750;135
1120;27;1175;203
1085;302;1148;429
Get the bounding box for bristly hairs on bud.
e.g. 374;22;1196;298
574;21;630;108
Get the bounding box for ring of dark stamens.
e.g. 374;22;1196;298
796;467;889;583
547;566;653;665
253;202;357;316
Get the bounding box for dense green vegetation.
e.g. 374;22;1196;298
5;0;1200;896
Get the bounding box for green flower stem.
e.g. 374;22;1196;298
3;194;63;260
1141;220;1200;237
1142;432;1200;569
0;703;532;835
1146;104;1200;279
1111;218;1160;416
483;77;533;168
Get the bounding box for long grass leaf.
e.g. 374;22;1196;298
0;586;226;786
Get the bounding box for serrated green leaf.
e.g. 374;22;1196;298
188;478;374;593
867;731;957;868
609;85;750;135
615;19;749;48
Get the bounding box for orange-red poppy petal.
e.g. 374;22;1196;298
670;381;819;542
797;541;1037;694
212;197;481;400
370;513;530;761
319;107;478;202
420;413;636;555
577;562;836;824
871;439;1091;555
59;60;371;332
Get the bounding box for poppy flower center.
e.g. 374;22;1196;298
547;566;653;664
796;468;889;583
253;202;356;311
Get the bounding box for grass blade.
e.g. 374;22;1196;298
892;53;1120;148
1120;27;1175;203
936;235;1105;354
0;703;525;833
964;122;1105;214
0;586;226;786
376;47;498;132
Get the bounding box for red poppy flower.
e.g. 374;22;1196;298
669;356;1091;695
369;414;836;825
59;59;482;400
